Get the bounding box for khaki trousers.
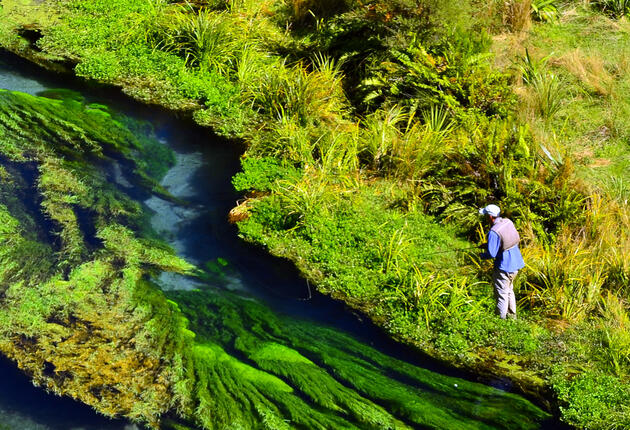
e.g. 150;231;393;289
493;269;518;319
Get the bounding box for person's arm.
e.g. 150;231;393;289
480;231;501;259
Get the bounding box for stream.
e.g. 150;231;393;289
0;52;562;430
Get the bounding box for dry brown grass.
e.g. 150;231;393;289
555;48;614;96
514;85;538;121
504;0;532;32
491;31;529;69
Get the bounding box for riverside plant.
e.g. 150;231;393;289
243;55;348;127
156;7;240;75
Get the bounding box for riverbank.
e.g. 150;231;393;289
0;1;628;428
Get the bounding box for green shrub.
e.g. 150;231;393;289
551;369;630;429
232;156;302;193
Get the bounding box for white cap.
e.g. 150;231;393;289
479;204;500;217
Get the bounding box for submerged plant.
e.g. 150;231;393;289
0;90;192;426
165;288;551;430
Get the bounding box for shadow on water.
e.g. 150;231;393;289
0;49;569;429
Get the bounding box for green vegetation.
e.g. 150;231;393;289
164;287;550;430
0;88;551;429
0;0;629;428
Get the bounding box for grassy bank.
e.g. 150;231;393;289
0;0;629;428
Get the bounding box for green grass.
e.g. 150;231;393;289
524;7;630;189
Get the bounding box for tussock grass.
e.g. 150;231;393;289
556;48;614;96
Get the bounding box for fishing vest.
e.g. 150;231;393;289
490;217;520;252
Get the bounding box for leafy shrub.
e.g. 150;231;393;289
551;369;630;429
232;156;302;192
360;31;515;116
531;0;558;22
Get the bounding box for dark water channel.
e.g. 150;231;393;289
0;52;564;429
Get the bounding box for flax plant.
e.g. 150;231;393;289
395;106;456;180
517;50;564;120
358;106;407;171
158;7;240;75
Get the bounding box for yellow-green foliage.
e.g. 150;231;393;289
0;89;195;427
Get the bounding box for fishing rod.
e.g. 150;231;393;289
418;246;481;257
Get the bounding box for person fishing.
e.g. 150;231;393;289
478;204;524;319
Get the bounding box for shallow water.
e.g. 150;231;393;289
0;51;561;429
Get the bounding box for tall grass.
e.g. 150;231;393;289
243;55;348;126
355;105;456;179
522;189;630;323
504;0;533;31
523;237;606;322
598;291;630;376
155;7;240;74
400;268;487;329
